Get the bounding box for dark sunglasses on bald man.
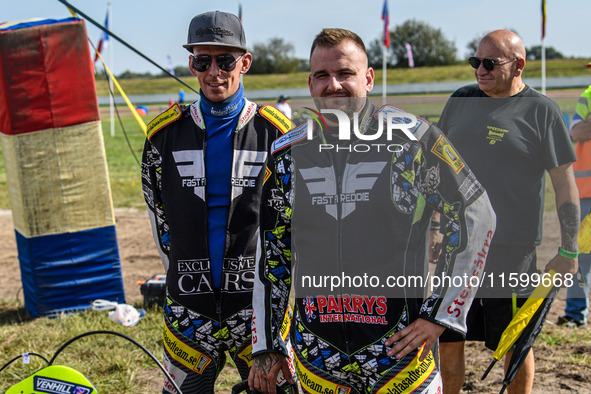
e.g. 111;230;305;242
468;57;517;71
192;53;244;72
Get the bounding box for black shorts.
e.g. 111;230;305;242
439;244;537;350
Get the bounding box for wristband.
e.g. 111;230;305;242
430;220;440;231
558;247;579;259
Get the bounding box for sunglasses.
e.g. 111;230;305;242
191;53;244;72
468;57;517;71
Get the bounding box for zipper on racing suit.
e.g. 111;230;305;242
202;128;225;323
328;141;353;355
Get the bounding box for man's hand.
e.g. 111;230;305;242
429;229;443;264
569;114;591;142
248;352;294;394
545;253;578;280
429;212;442;264
384;318;445;362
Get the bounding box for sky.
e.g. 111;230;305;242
2;0;590;75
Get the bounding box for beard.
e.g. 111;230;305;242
313;95;366;122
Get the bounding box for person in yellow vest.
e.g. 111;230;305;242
557;67;591;328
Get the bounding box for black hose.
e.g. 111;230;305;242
99;63;142;167
48;330;183;394
0;353;49;373
55;0;197;93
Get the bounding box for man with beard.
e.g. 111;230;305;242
248;28;496;394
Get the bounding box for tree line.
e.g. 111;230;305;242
102;19;568;80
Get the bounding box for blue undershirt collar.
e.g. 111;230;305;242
200;83;244;119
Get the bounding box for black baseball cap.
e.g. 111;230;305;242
183;11;247;52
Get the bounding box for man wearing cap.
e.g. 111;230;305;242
556;64;591;328
141;10;296;393
275;95;292;119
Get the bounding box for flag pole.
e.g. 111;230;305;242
238;0;243;86
381;0;389;105
108;2;114;136
541;39;546;95
382;45;386;105
541;0;547;95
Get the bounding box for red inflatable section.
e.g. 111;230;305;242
0;19;99;135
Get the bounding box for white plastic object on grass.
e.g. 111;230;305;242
91;299;146;327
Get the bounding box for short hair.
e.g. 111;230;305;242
310;28;367;59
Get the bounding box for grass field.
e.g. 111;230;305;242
0;300;241;392
93;58;591;95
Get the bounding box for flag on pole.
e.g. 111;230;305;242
405;42;415;68
381;0;390;48
541;0;546;40
94;8;109;63
167;54;175;76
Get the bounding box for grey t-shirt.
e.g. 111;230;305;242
438;84;576;246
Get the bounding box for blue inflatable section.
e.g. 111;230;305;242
0;17;78;32
16;225;126;317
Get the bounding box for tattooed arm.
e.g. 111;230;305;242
546;163;580;276
248;352;293;394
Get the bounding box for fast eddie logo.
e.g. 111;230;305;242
309;108;418;153
173;150;206;200
302;294;388;325
299;161;387;219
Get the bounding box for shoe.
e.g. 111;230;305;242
556;315;586;328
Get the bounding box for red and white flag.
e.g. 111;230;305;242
405;42;414;68
381;0;390;48
94;9;109;63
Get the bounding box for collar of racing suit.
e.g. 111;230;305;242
199;83;245;118
322;99;374;141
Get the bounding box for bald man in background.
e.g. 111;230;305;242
435;30;579;393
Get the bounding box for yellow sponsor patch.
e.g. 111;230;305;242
295;354;352;394
237;343;254;367
260;105;294;134
147;104;181;140
163;323;212;374
281;305;292;341
430;135;465;174
376;347;435;393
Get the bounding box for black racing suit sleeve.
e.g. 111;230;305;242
141;138;171;270
416;123;496;335
252;148;292;357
